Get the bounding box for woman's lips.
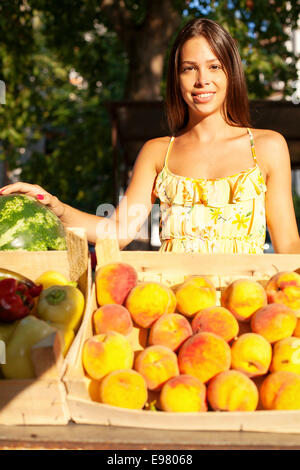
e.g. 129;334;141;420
192;92;215;103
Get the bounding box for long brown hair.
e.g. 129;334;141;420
165;18;251;134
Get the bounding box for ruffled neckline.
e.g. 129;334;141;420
154;164;267;207
163;162;264;183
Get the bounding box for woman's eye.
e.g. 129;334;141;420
182;65;195;72
210;64;222;70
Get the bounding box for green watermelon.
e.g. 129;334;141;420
0;194;67;251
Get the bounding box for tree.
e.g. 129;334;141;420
29;0;300;100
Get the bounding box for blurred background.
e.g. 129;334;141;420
0;0;299;252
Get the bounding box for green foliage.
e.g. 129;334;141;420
0;3;127;212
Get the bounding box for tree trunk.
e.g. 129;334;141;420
102;0;182;100
124;7;181;100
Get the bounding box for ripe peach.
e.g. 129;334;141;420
191;306;239;342
260;371;300;410
265;271;300;316
160;375;207;412
148;313;193;351
174;276;217;318
125;282;176;328
294;318;300;338
88;380;101;402
93;304;133;336
230;333;272;377
270;337;300;375
221;278;267;322
177;332;231;384
99;369;148;410
134;345;179;391
95;262;138;306
207;370;259;411
82;331;134;381
250;303;297;343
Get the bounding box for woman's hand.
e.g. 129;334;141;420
0;182;65;219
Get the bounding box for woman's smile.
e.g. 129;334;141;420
192;91;216;104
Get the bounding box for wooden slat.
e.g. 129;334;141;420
0;380;69;425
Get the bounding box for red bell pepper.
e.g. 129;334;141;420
0;277;43;323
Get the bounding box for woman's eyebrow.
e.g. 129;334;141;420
181;59;220;64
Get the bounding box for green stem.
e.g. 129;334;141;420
45;288;66;305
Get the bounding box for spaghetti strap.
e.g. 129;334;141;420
247;128;257;163
163;136;175;169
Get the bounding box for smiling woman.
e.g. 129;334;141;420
1;18;300;254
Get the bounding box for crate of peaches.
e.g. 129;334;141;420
64;239;300;432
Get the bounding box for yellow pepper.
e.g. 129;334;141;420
35;270;77;290
1;315;57;379
37;285;85;331
0;320;19;343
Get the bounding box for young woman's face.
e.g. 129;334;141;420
179;36;227;120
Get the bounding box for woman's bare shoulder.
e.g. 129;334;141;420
251;128;290;172
139;135;172;171
251;128;288;151
142;135;172;150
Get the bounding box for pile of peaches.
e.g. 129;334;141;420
82;262;300;413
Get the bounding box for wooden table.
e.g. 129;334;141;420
0;424;300;450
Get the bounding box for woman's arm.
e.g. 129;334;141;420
0;138;163;248
256;130;300;254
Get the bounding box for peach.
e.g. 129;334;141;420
260;371;300;410
82;331;134;381
221;278;267;322
134;344;179;391
191;306;239;342
99;369;148;410
207;370;259;411
160;375;207;412
265;271;300;316
252;375;267;410
125;282;176;328
174;276;217;318
230;333;272;377
270;337;300;374
250;303;297;343
95;262;138;306
177;332;231;384
93;304;133;336
88;380;101;402
294;318;300;337
148;313;193;351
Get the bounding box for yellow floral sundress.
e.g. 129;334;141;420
154;128;267;254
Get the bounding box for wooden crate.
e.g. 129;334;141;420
0;227;92;425
65;238;300;432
